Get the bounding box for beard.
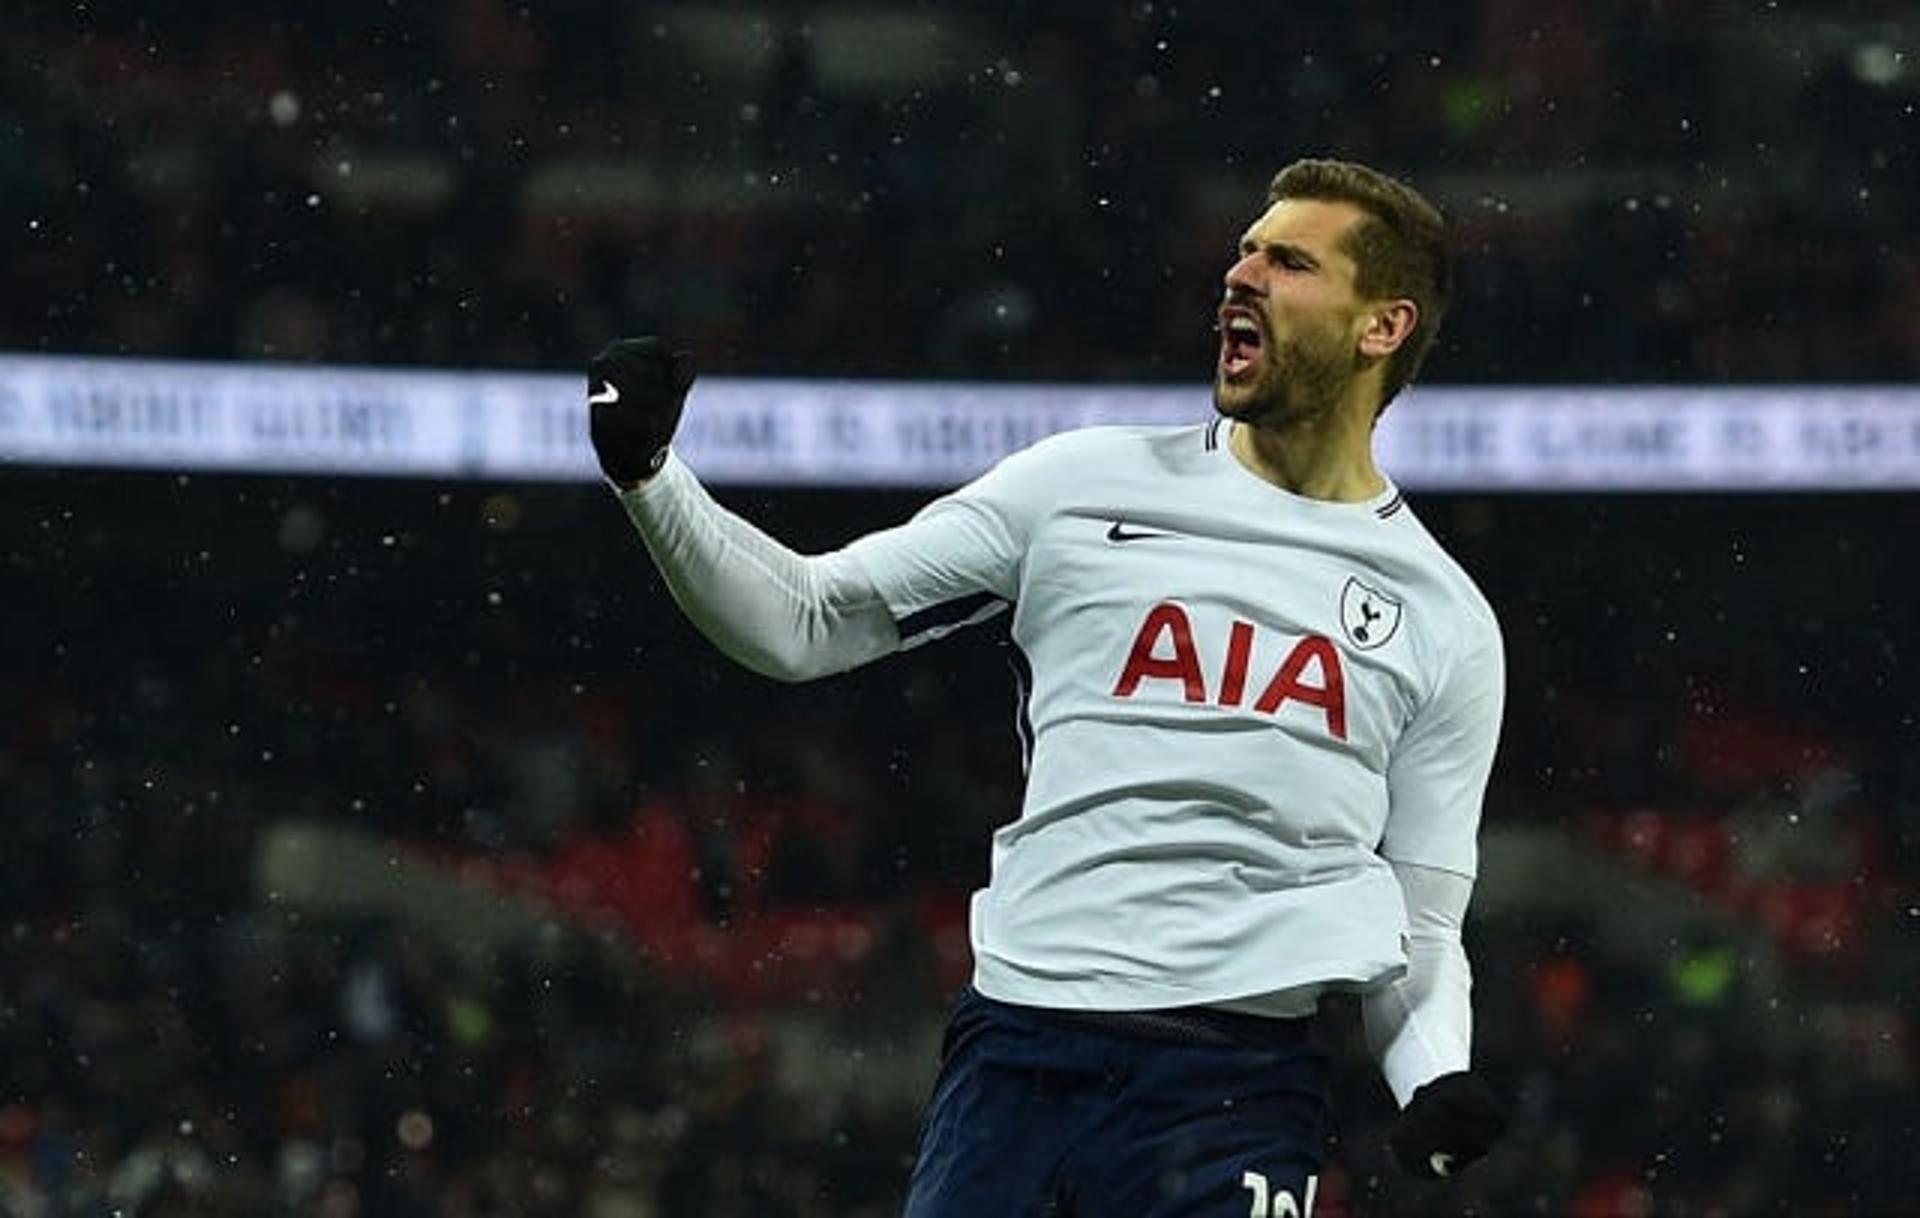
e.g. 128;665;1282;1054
1213;324;1357;428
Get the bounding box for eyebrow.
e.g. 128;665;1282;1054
1239;237;1322;270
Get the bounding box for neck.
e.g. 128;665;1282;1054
1226;396;1385;502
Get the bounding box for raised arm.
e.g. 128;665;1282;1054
615;454;899;681
585;336;901;680
588;337;1029;681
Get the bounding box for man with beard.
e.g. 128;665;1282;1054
588;158;1509;1215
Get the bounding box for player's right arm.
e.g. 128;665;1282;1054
612;453;900;680
587;337;1038;681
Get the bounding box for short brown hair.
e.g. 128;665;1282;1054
1268;158;1450;413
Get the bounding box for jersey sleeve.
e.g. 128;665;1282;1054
840;432;1067;648
1362;860;1475;1105
616;453;900;681
1379;609;1505;877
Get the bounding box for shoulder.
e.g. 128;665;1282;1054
1384;502;1503;652
971;422;1211;488
1017;422;1209;463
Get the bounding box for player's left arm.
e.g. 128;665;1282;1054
1368;613;1507;1178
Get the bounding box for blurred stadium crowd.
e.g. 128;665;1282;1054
4;0;1918;382
6;0;1920;1214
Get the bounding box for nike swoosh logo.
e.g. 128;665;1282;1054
587;382;620;405
1429;1152;1455;1178
1106;521;1173;543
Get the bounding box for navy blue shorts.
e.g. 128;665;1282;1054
905;987;1329;1217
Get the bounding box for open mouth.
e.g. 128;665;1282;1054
1218;308;1263;379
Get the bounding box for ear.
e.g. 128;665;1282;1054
1357;299;1418;360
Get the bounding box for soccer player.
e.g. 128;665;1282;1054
588;158;1508;1215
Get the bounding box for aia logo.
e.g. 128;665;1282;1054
1111;603;1347;740
1339;577;1402;651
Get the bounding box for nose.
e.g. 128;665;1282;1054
1223;250;1265;299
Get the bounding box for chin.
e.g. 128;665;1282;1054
1213;378;1271;420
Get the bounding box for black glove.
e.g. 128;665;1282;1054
1388;1071;1507;1180
587;337;696;486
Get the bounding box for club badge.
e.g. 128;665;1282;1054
1340;577;1403;651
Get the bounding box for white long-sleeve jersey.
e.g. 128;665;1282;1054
617;418;1504;1104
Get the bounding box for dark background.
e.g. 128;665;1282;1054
5;2;1919;1214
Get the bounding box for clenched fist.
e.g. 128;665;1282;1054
586;337;696;487
1389;1071;1507;1179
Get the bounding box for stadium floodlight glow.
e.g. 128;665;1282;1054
2;353;1918;490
